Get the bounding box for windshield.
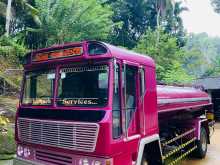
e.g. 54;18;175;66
22;70;55;105
57;65;109;107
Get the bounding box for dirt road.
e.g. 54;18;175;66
182;123;220;165
0;160;12;165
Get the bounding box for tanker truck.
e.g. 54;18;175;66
13;41;214;165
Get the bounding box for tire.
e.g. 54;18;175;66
141;154;149;165
194;127;208;158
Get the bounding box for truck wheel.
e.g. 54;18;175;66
194;127;207;158
141;155;149;165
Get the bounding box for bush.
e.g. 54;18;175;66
0;35;27;65
0;36;25;92
0;116;9;129
0;128;16;155
0;116;16;157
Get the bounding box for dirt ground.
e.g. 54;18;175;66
182;122;220;165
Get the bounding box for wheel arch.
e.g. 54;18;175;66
195;118;210;144
136;134;163;165
201;119;210;144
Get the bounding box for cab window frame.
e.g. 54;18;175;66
112;62;123;139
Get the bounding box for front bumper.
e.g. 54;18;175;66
13;157;43;165
14;144;113;165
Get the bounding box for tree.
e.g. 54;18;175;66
24;0;113;48
182;48;204;77
106;0;156;48
155;0;174;29
0;35;27;64
183;33;220;78
164;1;188;47
5;0;12;36
0;0;41;36
200;55;220;78
134;29;192;83
163;61;194;83
153;0;175;47
211;0;220;13
106;0;186;49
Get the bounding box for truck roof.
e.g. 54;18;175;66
103;42;155;67
24;41;155;67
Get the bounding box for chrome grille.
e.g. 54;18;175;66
18;118;99;152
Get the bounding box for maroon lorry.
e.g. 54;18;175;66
14;41;214;165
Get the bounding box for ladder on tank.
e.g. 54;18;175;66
161;128;197;165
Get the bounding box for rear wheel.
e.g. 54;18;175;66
194;127;207;158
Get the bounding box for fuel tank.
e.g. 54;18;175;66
157;85;211;113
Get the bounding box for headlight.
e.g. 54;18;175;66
79;158;89;165
93;160;102;165
23;147;31;158
17;145;24;156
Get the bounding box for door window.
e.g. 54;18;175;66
112;64;122;138
139;68;146;98
124;65;138;128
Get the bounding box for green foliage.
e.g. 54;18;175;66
0;35;27;64
0;0;205;86
163;61;194;83
0;25;4;36
106;0;186;49
0;0;41;36
0;125;16;155
25;0;113;48
0;97;17;156
106;0;156;48
0;36;25;90
182;48;206;77
183;33;220;78
201;55;220;77
0;116;9;128
134;29;191;83
164;1;187;47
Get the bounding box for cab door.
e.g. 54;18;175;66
123;63;140;137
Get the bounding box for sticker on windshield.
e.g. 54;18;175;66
60;98;99;105
32;98;51;105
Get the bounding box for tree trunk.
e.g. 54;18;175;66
5;0;13;36
156;7;161;47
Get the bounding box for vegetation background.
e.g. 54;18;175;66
1;0;220;161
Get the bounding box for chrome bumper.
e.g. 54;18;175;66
13;157;43;165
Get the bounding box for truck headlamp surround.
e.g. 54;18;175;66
79;158;89;165
93;160;102;165
23;147;31;158
79;157;112;165
17;145;24;157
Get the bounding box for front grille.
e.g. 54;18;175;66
36;150;72;165
18;118;99;152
